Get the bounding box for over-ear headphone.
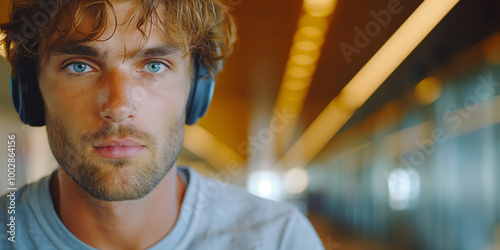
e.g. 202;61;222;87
10;54;215;126
185;56;215;125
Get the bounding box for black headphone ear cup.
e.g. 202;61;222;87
11;56;46;126
10;74;22;117
185;60;215;125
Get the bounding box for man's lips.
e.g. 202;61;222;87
94;139;145;159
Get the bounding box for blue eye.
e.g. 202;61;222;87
66;62;92;74
145;62;167;73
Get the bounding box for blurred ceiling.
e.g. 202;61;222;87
203;0;423;162
206;0;500;171
1;0;500;173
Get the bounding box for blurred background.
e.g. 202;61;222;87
1;0;500;249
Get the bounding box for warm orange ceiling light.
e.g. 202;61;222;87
297;26;322;38
291;54;316;66
279;0;460;168
413;77;443;105
271;0;337;157
304;0;336;17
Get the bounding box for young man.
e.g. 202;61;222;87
0;0;323;249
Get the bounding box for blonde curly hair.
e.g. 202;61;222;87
1;0;237;76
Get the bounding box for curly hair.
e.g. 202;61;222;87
0;0;237;76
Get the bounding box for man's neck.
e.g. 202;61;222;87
50;165;185;250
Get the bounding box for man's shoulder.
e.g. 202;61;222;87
0;173;51;205
0;175;55;249
180;167;324;249
0;179;37;214
211;178;297;218
185;167;297;220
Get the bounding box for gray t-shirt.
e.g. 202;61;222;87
0;167;324;249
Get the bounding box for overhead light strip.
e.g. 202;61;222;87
271;0;337;156
279;0;460;168
184;125;246;172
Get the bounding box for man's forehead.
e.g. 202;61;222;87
51;0;184;53
49;12;187;60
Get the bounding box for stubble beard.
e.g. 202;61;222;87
45;112;184;201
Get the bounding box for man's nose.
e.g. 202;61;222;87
99;70;137;123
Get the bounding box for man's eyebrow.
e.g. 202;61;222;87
50;44;182;60
133;45;183;58
52;45;108;60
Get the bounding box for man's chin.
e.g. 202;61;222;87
91;151;151;168
102;158;134;168
69;164;161;202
